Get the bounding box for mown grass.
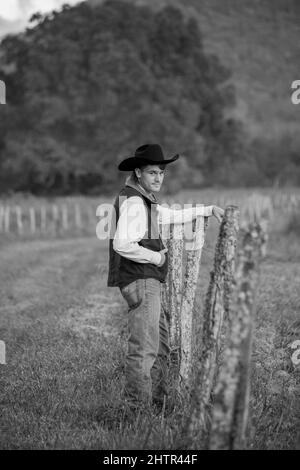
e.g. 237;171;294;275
0;202;299;449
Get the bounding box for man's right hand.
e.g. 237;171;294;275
212;205;224;223
157;248;168;267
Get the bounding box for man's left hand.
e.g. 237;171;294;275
212;205;224;223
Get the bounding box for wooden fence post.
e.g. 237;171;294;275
15;206;23;235
186;205;239;447
0;206;4;232
4;206;10;233
62;205;68;231
74;204;82;231
40;206;47;234
87;205;95;235
168;223;184;355
209;222;268;450
179;216;206;391
52;205;59;235
29;207;36;234
160;222;171;343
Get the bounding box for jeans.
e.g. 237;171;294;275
120;278;170;405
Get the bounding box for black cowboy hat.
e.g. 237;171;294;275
118;144;179;171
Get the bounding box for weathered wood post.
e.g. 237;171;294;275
75;204;82;231
29;207;36;234
52;205;59;235
179;216;206;391
4;206;10;233
40;206;47;234
186;205;239;447
168;223;184;355
88;205;95;235
0;206;4;233
209;221;268;450
15;206;23;236
161;222;170;323
62;205;69;232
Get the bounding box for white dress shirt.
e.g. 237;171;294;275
113;195;214;266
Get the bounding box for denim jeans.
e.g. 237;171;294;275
120;278;170;405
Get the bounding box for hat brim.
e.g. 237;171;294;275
118;154;179;171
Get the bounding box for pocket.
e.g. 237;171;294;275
120;279;144;310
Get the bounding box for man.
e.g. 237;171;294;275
107;144;224;410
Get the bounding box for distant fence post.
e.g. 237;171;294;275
4;206;10;233
0;79;6;105
186;205;239;447
52;205;59;235
209;222;268;450
74;204;82;231
15;206;23;235
0;206;4;232
40;206;47;234
62;205;68;232
29;207;36;234
0;340;5;365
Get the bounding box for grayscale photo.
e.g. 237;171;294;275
0;0;299;455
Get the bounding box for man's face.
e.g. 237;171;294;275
135;165;165;193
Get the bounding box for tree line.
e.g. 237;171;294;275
0;0;298;195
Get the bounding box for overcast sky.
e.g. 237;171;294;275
0;0;81;22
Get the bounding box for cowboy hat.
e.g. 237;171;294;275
118;144;179;171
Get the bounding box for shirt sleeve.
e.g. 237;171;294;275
113;196;162;265
157;203;214;225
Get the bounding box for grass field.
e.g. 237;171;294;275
0;191;299;449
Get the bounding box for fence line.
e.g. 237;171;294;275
160;207;269;450
209;222;268;449
0;191;298;238
183;206;239;447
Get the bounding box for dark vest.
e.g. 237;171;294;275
107;186;168;288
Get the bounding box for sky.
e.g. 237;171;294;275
0;0;81;22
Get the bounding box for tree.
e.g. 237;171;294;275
0;0;243;194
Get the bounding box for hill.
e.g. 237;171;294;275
0;0;299;193
0;0;245;193
89;0;300;141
